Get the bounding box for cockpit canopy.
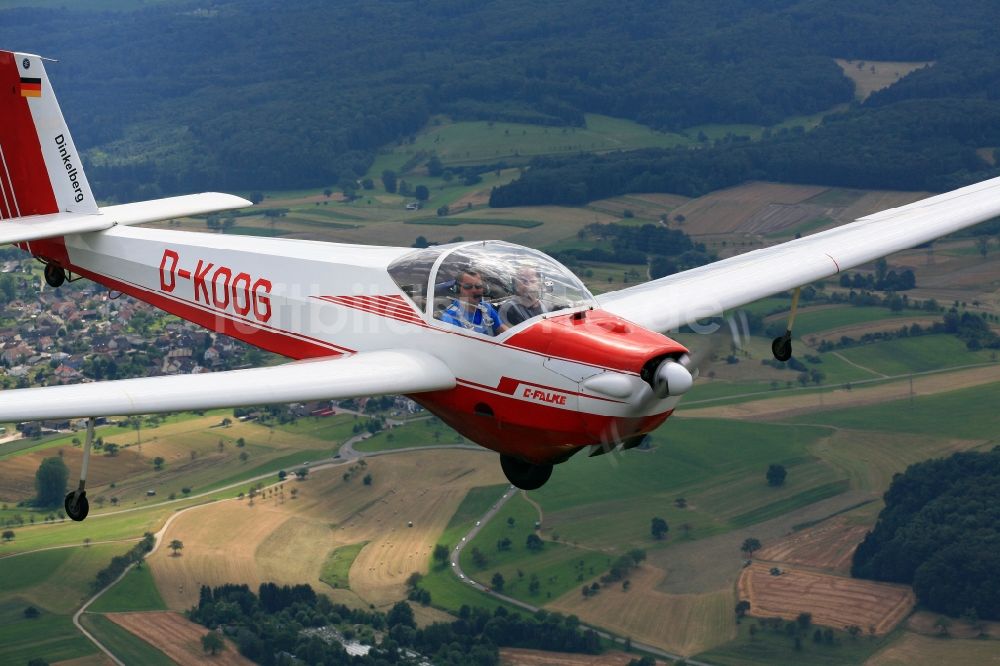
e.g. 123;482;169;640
388;240;596;330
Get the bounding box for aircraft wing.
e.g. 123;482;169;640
596;176;1000;333
0;193;251;245
0;350;454;421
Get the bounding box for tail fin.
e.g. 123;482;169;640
0;50;98;220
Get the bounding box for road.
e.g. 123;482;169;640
449;486;717;665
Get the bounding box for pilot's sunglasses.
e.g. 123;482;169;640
461;283;484;290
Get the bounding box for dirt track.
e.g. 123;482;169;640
106;611;251;666
500;647;665;665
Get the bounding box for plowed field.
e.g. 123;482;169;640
106;611;251;666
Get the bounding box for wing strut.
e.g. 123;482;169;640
65;417;94;521
771;286;801;362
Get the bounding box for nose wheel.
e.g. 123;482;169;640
44;263;66;288
500;454;553;490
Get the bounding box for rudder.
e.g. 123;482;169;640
0;50;97;220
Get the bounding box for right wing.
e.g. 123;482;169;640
597;175;1000;333
0;350;454;421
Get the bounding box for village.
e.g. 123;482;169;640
0;252;421;437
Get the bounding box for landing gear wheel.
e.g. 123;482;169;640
500;455;553;491
771;332;792;362
44;263;66;288
64;491;89;522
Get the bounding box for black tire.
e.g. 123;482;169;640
771;334;792;362
64;491;89;522
500;455;553;491
44;263;66;288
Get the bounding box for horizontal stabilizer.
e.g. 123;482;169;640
0;349;455;421
101;192;253;226
0;192;251;245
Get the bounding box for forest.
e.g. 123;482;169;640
851;448;1000;621
189;582;601;665
2;1;1000;199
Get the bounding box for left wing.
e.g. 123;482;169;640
597;175;1000;333
0;350;454;421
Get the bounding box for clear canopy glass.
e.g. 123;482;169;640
388;240;596;331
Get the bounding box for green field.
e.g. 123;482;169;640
79;614;175;666
0;542;134;612
88;563;167;613
355;419;469;452
0;602;96;665
320;542;368;590
787;380;1000;439
406;216;542;228
533;418;838;550
460;494;610;604
835;335;996;376
698;619;892;666
791;306;918;338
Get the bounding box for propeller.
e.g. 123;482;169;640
586;311;750;459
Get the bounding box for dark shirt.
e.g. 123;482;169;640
502;300;546;326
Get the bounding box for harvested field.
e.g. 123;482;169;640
838;190;927;224
0;445;148;502
737;562;914;635
669;182;828;235
148;450;504;611
865;632;1000;665
835;59;933;101
682;365;1000;421
754;516;869;574
549;565;736;656
500;647;665;665
106;611;251;666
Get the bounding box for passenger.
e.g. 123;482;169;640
440;269;506;336
501;266;550;326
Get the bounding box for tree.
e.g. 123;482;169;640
735;600;751;618
387;601;415;628
201;631;225;655
153;456;165;471
34;457;69;508
650;517;669;540
104;443;119;457
526;533;544;551
491;572;505;591
433;544;450;566
2;529;14;542
741;537;762;558
766;464;787;487
169;539;184;556
415;185;429;201
381;170;397;193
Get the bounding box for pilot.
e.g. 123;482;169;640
440;269;506;336
501;266;550;326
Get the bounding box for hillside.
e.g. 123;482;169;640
2;1;1000;199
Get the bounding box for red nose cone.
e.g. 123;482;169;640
505;309;687;374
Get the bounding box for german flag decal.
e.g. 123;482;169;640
20;76;41;98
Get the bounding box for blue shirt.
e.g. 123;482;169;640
441;300;503;336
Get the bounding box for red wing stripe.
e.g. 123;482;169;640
317;295;425;324
456;376;624;403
